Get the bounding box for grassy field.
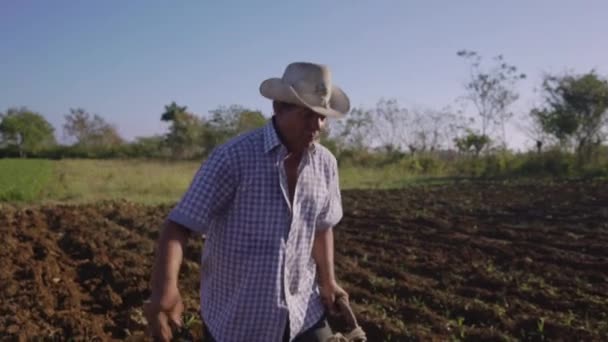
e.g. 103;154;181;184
0;159;197;204
0;158;434;204
0;159;53;202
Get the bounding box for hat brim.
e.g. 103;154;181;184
259;78;350;118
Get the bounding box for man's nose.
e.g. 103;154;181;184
310;114;324;130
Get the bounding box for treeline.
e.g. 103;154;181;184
0;104;268;160
1;50;607;178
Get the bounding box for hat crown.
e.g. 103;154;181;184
282;62;332;107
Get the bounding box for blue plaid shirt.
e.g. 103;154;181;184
168;119;343;341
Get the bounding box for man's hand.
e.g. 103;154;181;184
144;286;184;342
319;280;348;316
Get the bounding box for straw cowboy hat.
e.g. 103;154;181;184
259;62;350;118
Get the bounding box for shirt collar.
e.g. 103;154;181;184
263;117;282;154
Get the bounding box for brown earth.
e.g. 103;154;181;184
1;180;607;341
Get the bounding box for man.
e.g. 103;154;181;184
145;62;350;342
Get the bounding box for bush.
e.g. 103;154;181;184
515;150;575;177
580;162;608;178
481;152;518;178
452;156;485;177
398;157;423;174
398;155;445;176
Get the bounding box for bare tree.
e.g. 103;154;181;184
332;99;470;154
367;98;410;151
457;50;526;148
63;108;123;147
330;106;374;151
515;112;554;153
406;106;467;153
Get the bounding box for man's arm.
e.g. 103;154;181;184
150;219;190;303
312;226;336;286
145;219;191;341
312;226;347;314
145;146;236;340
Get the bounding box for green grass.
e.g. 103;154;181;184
41;159;200;204
339;164;456;189
0;158;455;205
0;159;53;202
339;165;417;189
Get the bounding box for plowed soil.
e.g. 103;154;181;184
1;180;607;341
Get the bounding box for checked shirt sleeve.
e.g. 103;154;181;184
316;158;343;231
168;147;237;234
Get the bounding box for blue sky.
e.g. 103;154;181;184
2;1;607;150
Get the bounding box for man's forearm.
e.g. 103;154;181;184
312;227;336;286
150;220;190;297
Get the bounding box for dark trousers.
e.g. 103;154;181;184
203;315;332;342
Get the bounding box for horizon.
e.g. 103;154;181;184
2;1;607;152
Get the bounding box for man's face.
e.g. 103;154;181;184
279;105;327;151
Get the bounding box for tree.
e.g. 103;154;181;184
161;101;188;122
235;110;267;134
63;108;123;147
208;105;245;134
0;107;56;157
516;112;553;154
161;102;206;159
406;106;468;153
332;98;410;152
206;105;267;147
128;135;167;158
530;70;608;163
332;99;469;154
369;98;410;151
457;50;526;147
454;130;491;157
330;106;373;151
